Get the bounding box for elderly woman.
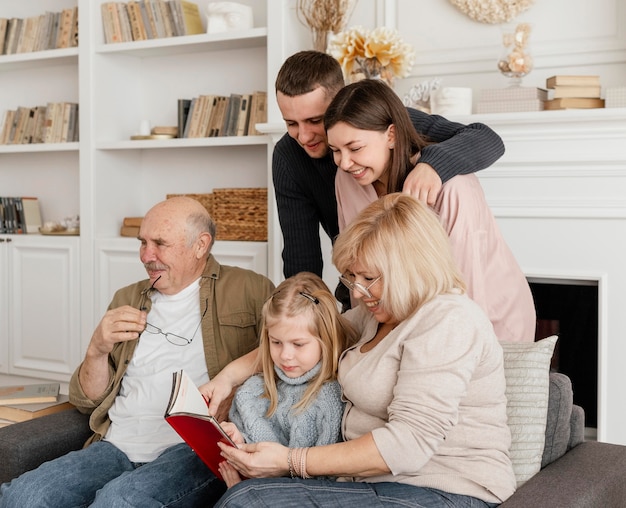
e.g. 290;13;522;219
212;193;516;507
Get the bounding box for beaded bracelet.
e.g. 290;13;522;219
287;448;295;479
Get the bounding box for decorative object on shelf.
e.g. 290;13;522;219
39;215;80;235
167;190;267;241
605;86;626;108
430;87;473;116
402;78;441;113
497;22;533;87
206;2;253;34
296;0;355;52
448;0;535;24
328;26;416;87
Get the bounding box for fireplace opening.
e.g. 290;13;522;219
529;280;598;429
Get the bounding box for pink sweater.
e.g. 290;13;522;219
335;171;536;342
339;294;516;503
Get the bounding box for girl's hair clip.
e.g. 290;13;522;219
299;291;319;304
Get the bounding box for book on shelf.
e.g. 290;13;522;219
178;0;204;35
475;99;544;114
158;0;176;37
0;394;73;423
198;95;218;137
117;2;134;42
247;91;268;135
165;370;237;480
139;0;156;39
123;216;144;227
0;382;59;405
538;85;602;100
0;18;8;54
546;75;601;88
177;98;192;138
208;96;228;137
120;225;141;237
223;93;242;137
543;97;605;110
101;2;122;44
127;1;149;41
236;93;252;136
56;7;77;49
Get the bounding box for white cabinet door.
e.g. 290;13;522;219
6;236;80;382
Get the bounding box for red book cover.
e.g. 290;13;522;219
164;370;236;480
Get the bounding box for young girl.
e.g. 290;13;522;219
218;272;357;486
324;79;536;343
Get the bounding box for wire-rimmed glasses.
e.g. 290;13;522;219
339;273;382;299
144;299;208;346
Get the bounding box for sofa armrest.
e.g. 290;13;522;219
501;441;626;507
0;408;92;485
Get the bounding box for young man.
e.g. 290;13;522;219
0;197;274;507
273;50;505;283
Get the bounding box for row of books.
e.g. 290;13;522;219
0;196;42;234
0;7;78;56
0;383;73;426
102;0;204;44
476;75;604;114
179;91;267;139
0;102;79;146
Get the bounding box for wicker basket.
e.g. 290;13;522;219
212;188;267;241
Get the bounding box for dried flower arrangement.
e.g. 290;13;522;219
497;22;533;85
448;0;535;24
296;0;356;52
327;26;416;87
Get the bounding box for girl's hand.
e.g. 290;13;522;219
218;461;243;488
219;421;245;446
199;379;235;422
218;441;289;479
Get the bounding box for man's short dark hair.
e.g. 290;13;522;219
275;50;345;98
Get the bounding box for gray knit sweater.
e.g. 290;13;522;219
228;363;344;448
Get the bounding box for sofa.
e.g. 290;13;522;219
1;372;626;506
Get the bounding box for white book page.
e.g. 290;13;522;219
169;370;209;416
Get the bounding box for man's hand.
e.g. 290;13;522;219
79;305;146;399
88;305;147;357
401;162;443;206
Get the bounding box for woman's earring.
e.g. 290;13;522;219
389;144;394;149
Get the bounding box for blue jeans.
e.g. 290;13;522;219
0;441;226;508
216;478;500;508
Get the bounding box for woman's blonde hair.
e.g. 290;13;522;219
258;272;357;416
332;193;466;322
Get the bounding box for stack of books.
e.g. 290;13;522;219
538;75;604;110
0;382;73;427
476;87;544;114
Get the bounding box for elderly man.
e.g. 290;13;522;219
0;196;274;507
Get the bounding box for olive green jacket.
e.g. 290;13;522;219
69;254;274;445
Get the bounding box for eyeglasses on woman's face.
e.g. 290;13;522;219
339;273;382;299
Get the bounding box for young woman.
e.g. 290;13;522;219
214;194;516;507
325;78;536;343
218;272;356;487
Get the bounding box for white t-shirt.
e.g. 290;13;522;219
105;277;209;462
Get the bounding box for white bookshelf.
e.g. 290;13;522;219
0;0;273;377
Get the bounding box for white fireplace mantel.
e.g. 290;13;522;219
261;107;626;445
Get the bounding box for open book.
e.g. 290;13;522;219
164;370;236;480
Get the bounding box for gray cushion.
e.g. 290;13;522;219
541;372;573;468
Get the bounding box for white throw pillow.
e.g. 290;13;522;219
501;335;558;486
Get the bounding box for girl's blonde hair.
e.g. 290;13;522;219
332;193;466;322
258;272;357;416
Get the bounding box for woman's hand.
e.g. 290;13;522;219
218;461;243;488
219;421;244;446
218;441;289;479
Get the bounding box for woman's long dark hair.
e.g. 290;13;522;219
324;79;433;194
